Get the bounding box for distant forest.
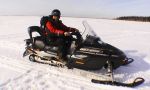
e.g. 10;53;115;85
115;16;150;22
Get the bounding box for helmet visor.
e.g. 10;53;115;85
52;12;60;17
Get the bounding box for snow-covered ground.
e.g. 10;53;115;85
0;16;150;90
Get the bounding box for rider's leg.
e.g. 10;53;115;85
57;36;72;61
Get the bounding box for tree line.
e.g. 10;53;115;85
115;16;150;22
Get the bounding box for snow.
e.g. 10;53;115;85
0;16;150;90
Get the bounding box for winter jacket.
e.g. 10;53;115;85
45;16;75;37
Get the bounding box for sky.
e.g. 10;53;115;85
0;0;150;18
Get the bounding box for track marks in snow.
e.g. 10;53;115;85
0;54;137;90
0;56;33;73
0;66;95;90
0;68;133;90
0;40;24;52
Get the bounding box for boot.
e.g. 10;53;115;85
57;52;68;62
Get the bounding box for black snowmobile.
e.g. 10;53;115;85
23;20;144;87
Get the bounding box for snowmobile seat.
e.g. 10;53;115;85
28;25;58;45
31;36;59;52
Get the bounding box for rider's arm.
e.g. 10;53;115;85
46;21;64;36
61;23;77;32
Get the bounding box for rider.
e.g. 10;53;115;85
45;9;79;61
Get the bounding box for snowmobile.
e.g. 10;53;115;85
23;20;144;87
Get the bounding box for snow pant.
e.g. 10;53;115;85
50;36;72;60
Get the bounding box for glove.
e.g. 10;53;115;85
64;32;71;36
69;27;79;32
74;28;79;32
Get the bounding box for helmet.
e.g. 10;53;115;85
51;9;61;17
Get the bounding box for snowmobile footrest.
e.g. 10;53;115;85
91;77;144;87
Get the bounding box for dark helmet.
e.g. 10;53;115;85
51;9;61;17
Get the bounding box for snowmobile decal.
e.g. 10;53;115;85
80;48;100;53
77;50;108;56
73;55;88;58
75;60;85;65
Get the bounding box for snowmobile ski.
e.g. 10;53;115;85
91;77;144;87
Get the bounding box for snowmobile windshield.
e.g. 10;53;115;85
82;21;103;44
